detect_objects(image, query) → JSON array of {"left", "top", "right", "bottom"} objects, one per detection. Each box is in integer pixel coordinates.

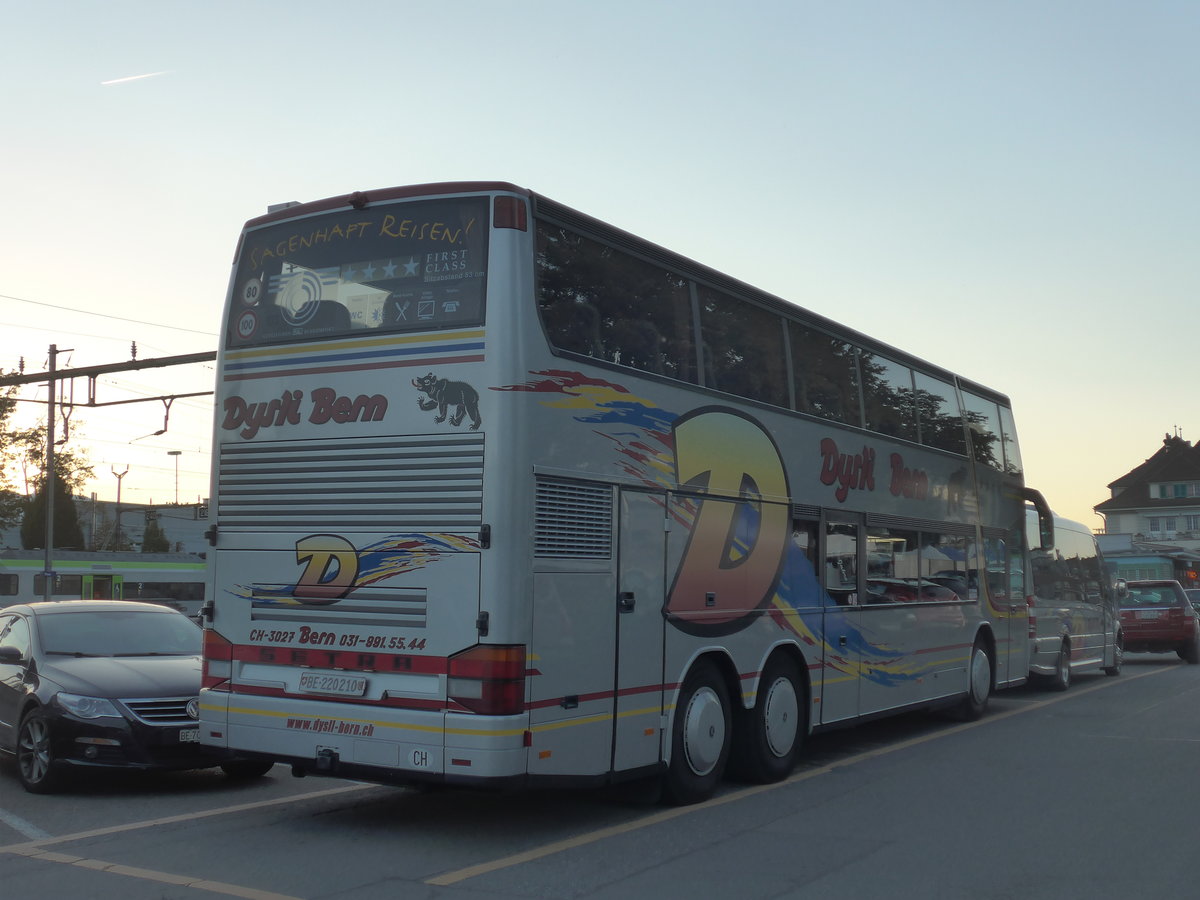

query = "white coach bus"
[{"left": 199, "top": 182, "right": 1049, "bottom": 803}]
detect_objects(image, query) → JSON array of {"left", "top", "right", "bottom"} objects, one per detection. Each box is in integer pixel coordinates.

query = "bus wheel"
[
  {"left": 1049, "top": 642, "right": 1071, "bottom": 692},
  {"left": 663, "top": 660, "right": 731, "bottom": 805},
  {"left": 954, "top": 639, "right": 991, "bottom": 721},
  {"left": 730, "top": 654, "right": 804, "bottom": 783}
]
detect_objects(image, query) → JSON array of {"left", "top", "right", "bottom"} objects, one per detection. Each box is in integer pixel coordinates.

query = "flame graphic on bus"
[
  {"left": 495, "top": 370, "right": 916, "bottom": 684},
  {"left": 228, "top": 533, "right": 479, "bottom": 606}
]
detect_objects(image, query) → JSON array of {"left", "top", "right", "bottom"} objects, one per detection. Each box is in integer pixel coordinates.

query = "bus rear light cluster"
[
  {"left": 493, "top": 196, "right": 528, "bottom": 231},
  {"left": 202, "top": 628, "right": 234, "bottom": 691},
  {"left": 447, "top": 644, "right": 526, "bottom": 715},
  {"left": 1027, "top": 596, "right": 1037, "bottom": 639}
]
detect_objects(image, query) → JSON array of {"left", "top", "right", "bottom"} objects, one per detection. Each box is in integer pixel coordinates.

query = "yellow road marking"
[
  {"left": 0, "top": 782, "right": 379, "bottom": 899},
  {"left": 7, "top": 846, "right": 298, "bottom": 900},
  {"left": 426, "top": 667, "right": 1168, "bottom": 886},
  {"left": 0, "top": 782, "right": 376, "bottom": 855}
]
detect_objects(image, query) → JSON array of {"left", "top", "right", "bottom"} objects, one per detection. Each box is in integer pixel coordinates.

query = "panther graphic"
[{"left": 412, "top": 373, "right": 482, "bottom": 430}]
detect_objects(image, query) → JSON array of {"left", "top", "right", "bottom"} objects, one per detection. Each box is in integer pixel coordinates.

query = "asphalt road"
[{"left": 2, "top": 654, "right": 1197, "bottom": 900}]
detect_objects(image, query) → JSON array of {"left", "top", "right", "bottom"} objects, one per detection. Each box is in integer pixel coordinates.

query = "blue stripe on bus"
[{"left": 224, "top": 341, "right": 485, "bottom": 372}]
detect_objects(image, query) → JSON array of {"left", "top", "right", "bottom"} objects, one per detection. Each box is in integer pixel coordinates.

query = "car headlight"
[{"left": 56, "top": 693, "right": 123, "bottom": 719}]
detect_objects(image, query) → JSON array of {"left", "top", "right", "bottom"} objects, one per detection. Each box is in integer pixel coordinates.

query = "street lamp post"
[
  {"left": 168, "top": 450, "right": 182, "bottom": 505},
  {"left": 112, "top": 466, "right": 128, "bottom": 548}
]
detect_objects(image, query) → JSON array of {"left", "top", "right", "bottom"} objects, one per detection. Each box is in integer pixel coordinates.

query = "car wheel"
[
  {"left": 1103, "top": 635, "right": 1123, "bottom": 676},
  {"left": 220, "top": 759, "right": 275, "bottom": 780},
  {"left": 1048, "top": 642, "right": 1071, "bottom": 692},
  {"left": 663, "top": 659, "right": 731, "bottom": 805},
  {"left": 954, "top": 639, "right": 992, "bottom": 721},
  {"left": 17, "top": 708, "right": 63, "bottom": 794},
  {"left": 729, "top": 653, "right": 804, "bottom": 783},
  {"left": 1181, "top": 635, "right": 1200, "bottom": 665}
]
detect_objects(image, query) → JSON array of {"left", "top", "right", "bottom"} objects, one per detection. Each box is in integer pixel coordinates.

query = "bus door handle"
[{"left": 618, "top": 591, "right": 636, "bottom": 613}]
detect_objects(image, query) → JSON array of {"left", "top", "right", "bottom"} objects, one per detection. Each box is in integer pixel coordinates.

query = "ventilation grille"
[
  {"left": 218, "top": 434, "right": 484, "bottom": 531},
  {"left": 535, "top": 480, "right": 613, "bottom": 558}
]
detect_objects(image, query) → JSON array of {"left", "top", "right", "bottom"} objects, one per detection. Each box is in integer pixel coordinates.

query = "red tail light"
[
  {"left": 447, "top": 644, "right": 526, "bottom": 715},
  {"left": 202, "top": 629, "right": 234, "bottom": 691},
  {"left": 493, "top": 196, "right": 528, "bottom": 231}
]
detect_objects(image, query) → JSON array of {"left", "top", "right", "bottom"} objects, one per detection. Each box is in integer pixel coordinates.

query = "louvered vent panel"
[
  {"left": 218, "top": 434, "right": 484, "bottom": 531},
  {"left": 535, "top": 480, "right": 613, "bottom": 558}
]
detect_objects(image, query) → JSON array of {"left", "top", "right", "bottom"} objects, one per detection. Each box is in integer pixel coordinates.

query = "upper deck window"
[
  {"left": 536, "top": 223, "right": 696, "bottom": 383},
  {"left": 228, "top": 197, "right": 489, "bottom": 348}
]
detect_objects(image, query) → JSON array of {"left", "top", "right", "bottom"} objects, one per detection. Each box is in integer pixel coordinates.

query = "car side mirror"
[{"left": 0, "top": 645, "right": 23, "bottom": 663}]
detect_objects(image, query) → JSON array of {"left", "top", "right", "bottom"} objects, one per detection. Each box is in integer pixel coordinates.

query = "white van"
[{"left": 1026, "top": 509, "right": 1122, "bottom": 689}]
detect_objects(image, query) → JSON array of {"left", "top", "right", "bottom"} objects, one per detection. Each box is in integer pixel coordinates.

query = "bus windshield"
[{"left": 228, "top": 196, "right": 489, "bottom": 348}]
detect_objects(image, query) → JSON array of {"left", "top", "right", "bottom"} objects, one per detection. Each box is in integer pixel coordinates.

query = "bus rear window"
[{"left": 228, "top": 197, "right": 489, "bottom": 348}]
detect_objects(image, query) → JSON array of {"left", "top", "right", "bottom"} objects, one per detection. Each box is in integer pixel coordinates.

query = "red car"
[{"left": 1119, "top": 580, "right": 1200, "bottom": 663}]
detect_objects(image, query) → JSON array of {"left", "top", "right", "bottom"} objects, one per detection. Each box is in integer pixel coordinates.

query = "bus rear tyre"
[
  {"left": 954, "top": 639, "right": 991, "bottom": 721},
  {"left": 729, "top": 653, "right": 804, "bottom": 783},
  {"left": 663, "top": 660, "right": 731, "bottom": 805}
]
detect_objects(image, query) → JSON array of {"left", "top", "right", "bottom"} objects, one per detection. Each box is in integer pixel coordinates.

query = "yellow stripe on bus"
[{"left": 225, "top": 329, "right": 486, "bottom": 361}]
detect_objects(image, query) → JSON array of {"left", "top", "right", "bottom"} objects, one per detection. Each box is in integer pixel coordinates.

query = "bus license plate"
[
  {"left": 299, "top": 672, "right": 368, "bottom": 697},
  {"left": 179, "top": 728, "right": 200, "bottom": 743}
]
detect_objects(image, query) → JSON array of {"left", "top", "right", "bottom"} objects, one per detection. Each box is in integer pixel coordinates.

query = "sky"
[{"left": 1, "top": 1, "right": 1196, "bottom": 530}]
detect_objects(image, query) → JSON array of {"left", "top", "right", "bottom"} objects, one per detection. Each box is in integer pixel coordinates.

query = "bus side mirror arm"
[
  {"left": 1023, "top": 487, "right": 1054, "bottom": 551},
  {"left": 205, "top": 524, "right": 218, "bottom": 547}
]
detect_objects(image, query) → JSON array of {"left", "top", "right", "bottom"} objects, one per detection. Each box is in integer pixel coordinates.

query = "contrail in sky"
[{"left": 100, "top": 71, "right": 170, "bottom": 86}]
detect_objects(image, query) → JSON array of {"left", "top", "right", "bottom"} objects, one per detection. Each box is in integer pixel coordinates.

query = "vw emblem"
[{"left": 187, "top": 698, "right": 200, "bottom": 720}]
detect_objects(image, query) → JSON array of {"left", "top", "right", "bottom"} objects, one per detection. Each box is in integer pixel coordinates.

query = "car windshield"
[
  {"left": 1120, "top": 586, "right": 1183, "bottom": 609},
  {"left": 37, "top": 609, "right": 201, "bottom": 657}
]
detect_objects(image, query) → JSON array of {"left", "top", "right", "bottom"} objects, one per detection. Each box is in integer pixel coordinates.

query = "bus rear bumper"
[{"left": 199, "top": 691, "right": 529, "bottom": 785}]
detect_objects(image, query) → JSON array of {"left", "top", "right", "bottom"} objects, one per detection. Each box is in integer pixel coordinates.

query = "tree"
[
  {"left": 0, "top": 378, "right": 26, "bottom": 528},
  {"left": 0, "top": 392, "right": 96, "bottom": 547},
  {"left": 21, "top": 471, "right": 86, "bottom": 550},
  {"left": 141, "top": 517, "right": 170, "bottom": 553}
]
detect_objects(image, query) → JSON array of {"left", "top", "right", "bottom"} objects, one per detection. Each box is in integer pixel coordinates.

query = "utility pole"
[
  {"left": 41, "top": 345, "right": 58, "bottom": 601},
  {"left": 112, "top": 466, "right": 129, "bottom": 549},
  {"left": 168, "top": 450, "right": 182, "bottom": 504}
]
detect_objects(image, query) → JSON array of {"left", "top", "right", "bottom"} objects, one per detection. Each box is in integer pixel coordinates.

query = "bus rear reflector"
[
  {"left": 447, "top": 644, "right": 526, "bottom": 715},
  {"left": 493, "top": 196, "right": 528, "bottom": 231},
  {"left": 202, "top": 629, "right": 234, "bottom": 690}
]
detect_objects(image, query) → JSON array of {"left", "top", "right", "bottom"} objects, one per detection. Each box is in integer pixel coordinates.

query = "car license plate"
[
  {"left": 1137, "top": 610, "right": 1161, "bottom": 619},
  {"left": 298, "top": 671, "right": 368, "bottom": 697},
  {"left": 179, "top": 728, "right": 200, "bottom": 743}
]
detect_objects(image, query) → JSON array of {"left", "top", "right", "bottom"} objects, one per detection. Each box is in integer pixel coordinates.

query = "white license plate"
[
  {"left": 179, "top": 728, "right": 200, "bottom": 743},
  {"left": 298, "top": 671, "right": 368, "bottom": 697},
  {"left": 1137, "top": 610, "right": 1161, "bottom": 619}
]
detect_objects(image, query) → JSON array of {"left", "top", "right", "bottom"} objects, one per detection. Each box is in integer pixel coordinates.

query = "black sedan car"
[{"left": 0, "top": 600, "right": 272, "bottom": 793}]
